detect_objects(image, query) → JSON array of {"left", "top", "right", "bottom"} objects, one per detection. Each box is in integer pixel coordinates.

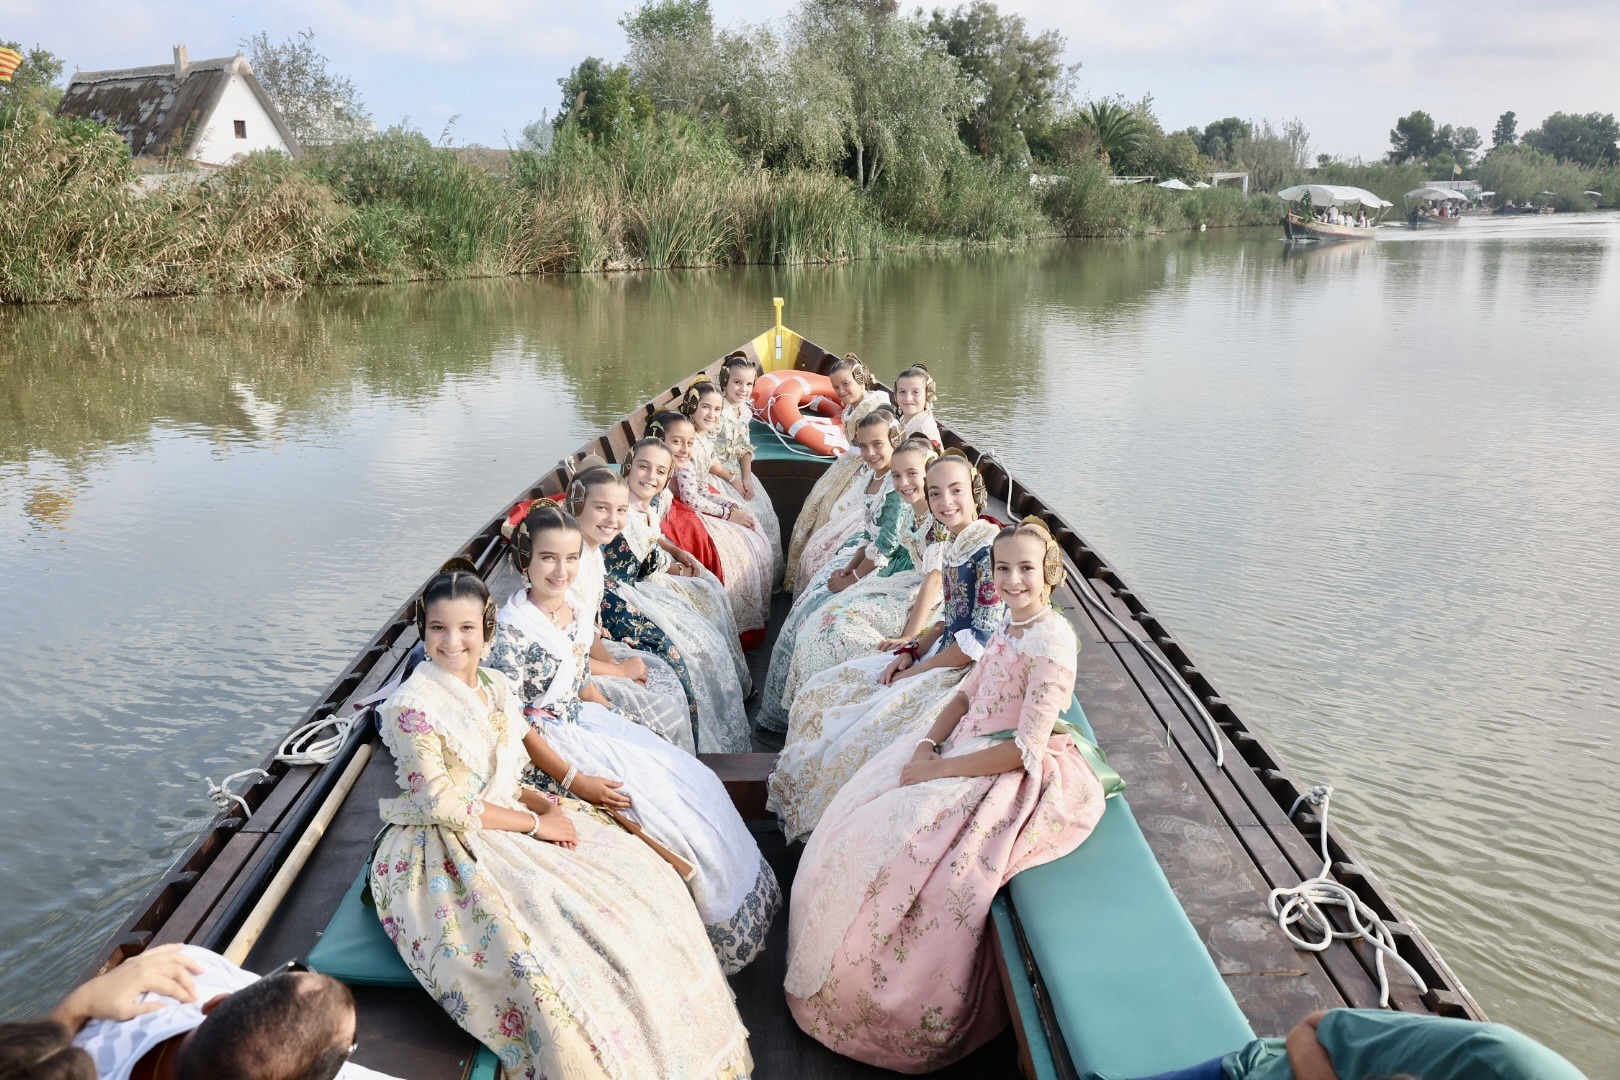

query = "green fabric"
[
  {"left": 1220, "top": 1011, "right": 1590, "bottom": 1080},
  {"left": 1010, "top": 698, "right": 1257, "bottom": 1080},
  {"left": 468, "top": 1047, "right": 501, "bottom": 1079},
  {"left": 748, "top": 419, "right": 839, "bottom": 463},
  {"left": 307, "top": 871, "right": 419, "bottom": 988}
]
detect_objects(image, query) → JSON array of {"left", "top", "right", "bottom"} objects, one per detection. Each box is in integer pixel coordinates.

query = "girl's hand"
[
  {"left": 880, "top": 653, "right": 915, "bottom": 685},
  {"left": 877, "top": 637, "right": 907, "bottom": 652},
  {"left": 570, "top": 774, "right": 632, "bottom": 810},
  {"left": 532, "top": 809, "right": 578, "bottom": 849},
  {"left": 616, "top": 656, "right": 650, "bottom": 685},
  {"left": 672, "top": 549, "right": 701, "bottom": 576},
  {"left": 828, "top": 567, "right": 858, "bottom": 593},
  {"left": 729, "top": 506, "right": 757, "bottom": 530},
  {"left": 899, "top": 757, "right": 942, "bottom": 787},
  {"left": 738, "top": 475, "right": 755, "bottom": 500}
]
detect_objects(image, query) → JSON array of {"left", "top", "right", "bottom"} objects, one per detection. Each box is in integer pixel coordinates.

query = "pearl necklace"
[{"left": 1008, "top": 606, "right": 1050, "bottom": 629}]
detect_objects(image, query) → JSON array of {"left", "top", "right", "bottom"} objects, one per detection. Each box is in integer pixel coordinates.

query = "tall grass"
[{"left": 1039, "top": 159, "right": 1279, "bottom": 237}]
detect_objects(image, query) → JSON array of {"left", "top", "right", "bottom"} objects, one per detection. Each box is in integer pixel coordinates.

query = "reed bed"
[{"left": 3, "top": 108, "right": 1288, "bottom": 306}]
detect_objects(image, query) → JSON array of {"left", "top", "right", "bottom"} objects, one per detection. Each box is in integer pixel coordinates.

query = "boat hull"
[{"left": 1282, "top": 212, "right": 1377, "bottom": 242}]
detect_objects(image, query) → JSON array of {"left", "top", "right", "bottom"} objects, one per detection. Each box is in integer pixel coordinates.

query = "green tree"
[
  {"left": 1078, "top": 99, "right": 1144, "bottom": 168},
  {"left": 1522, "top": 111, "right": 1620, "bottom": 167},
  {"left": 555, "top": 58, "right": 654, "bottom": 143},
  {"left": 0, "top": 41, "right": 65, "bottom": 112},
  {"left": 1387, "top": 110, "right": 1440, "bottom": 163},
  {"left": 795, "top": 3, "right": 972, "bottom": 191},
  {"left": 1452, "top": 126, "right": 1481, "bottom": 168},
  {"left": 925, "top": 2, "right": 1074, "bottom": 163},
  {"left": 241, "top": 29, "right": 370, "bottom": 147},
  {"left": 1195, "top": 116, "right": 1252, "bottom": 163},
  {"left": 1107, "top": 97, "right": 1205, "bottom": 179},
  {"left": 1491, "top": 110, "right": 1517, "bottom": 148},
  {"left": 619, "top": 0, "right": 716, "bottom": 114}
]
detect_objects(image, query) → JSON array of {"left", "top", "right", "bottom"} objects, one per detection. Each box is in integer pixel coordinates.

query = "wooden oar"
[{"left": 223, "top": 744, "right": 375, "bottom": 965}]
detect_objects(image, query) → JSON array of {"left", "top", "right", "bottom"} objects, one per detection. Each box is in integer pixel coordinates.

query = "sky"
[{"left": 8, "top": 0, "right": 1619, "bottom": 160}]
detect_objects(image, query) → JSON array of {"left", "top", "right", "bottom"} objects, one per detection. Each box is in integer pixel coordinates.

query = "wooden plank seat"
[{"left": 995, "top": 697, "right": 1257, "bottom": 1079}]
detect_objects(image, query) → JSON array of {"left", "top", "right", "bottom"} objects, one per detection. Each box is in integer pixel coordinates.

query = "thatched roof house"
[{"left": 57, "top": 47, "right": 301, "bottom": 166}]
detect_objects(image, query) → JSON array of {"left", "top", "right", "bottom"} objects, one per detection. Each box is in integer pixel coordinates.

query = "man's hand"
[{"left": 50, "top": 944, "right": 205, "bottom": 1033}]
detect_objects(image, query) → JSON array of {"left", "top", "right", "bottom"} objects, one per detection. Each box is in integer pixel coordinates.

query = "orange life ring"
[{"left": 752, "top": 371, "right": 849, "bottom": 456}]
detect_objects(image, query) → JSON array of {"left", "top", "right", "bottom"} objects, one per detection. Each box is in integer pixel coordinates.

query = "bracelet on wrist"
[
  {"left": 560, "top": 765, "right": 579, "bottom": 792},
  {"left": 915, "top": 737, "right": 938, "bottom": 753},
  {"left": 525, "top": 808, "right": 543, "bottom": 837}
]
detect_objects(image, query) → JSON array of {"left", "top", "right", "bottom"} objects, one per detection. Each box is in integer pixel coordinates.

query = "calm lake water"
[{"left": 3, "top": 217, "right": 1617, "bottom": 1073}]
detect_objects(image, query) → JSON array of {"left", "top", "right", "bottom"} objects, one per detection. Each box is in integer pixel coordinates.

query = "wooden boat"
[
  {"left": 1403, "top": 186, "right": 1468, "bottom": 229},
  {"left": 1277, "top": 185, "right": 1390, "bottom": 244},
  {"left": 80, "top": 311, "right": 1485, "bottom": 1079},
  {"left": 1282, "top": 212, "right": 1379, "bottom": 241}
]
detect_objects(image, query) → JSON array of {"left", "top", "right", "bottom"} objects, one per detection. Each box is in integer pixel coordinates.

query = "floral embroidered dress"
[
  {"left": 784, "top": 614, "right": 1106, "bottom": 1071},
  {"left": 902, "top": 407, "right": 942, "bottom": 448},
  {"left": 714, "top": 401, "right": 784, "bottom": 585},
  {"left": 784, "top": 389, "right": 892, "bottom": 591},
  {"left": 757, "top": 476, "right": 909, "bottom": 733},
  {"left": 767, "top": 519, "right": 1005, "bottom": 843},
  {"left": 570, "top": 544, "right": 694, "bottom": 753},
  {"left": 669, "top": 435, "right": 774, "bottom": 641},
  {"left": 367, "top": 660, "right": 752, "bottom": 1080},
  {"left": 488, "top": 592, "right": 779, "bottom": 972},
  {"left": 793, "top": 465, "right": 887, "bottom": 596},
  {"left": 600, "top": 496, "right": 751, "bottom": 753}
]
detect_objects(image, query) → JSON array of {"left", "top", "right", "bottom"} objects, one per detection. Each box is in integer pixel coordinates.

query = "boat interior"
[{"left": 80, "top": 332, "right": 1484, "bottom": 1079}]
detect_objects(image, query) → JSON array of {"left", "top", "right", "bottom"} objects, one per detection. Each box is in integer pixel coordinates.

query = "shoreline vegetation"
[{"left": 4, "top": 1, "right": 1617, "bottom": 306}]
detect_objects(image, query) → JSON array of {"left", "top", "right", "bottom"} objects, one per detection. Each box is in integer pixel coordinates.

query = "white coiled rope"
[
  {"left": 979, "top": 448, "right": 1225, "bottom": 767},
  {"left": 204, "top": 712, "right": 356, "bottom": 818},
  {"left": 1268, "top": 784, "right": 1429, "bottom": 1006}
]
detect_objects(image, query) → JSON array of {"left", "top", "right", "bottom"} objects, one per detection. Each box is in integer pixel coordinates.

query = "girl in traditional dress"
[
  {"left": 712, "top": 354, "right": 784, "bottom": 585},
  {"left": 784, "top": 354, "right": 892, "bottom": 591},
  {"left": 595, "top": 446, "right": 753, "bottom": 753},
  {"left": 489, "top": 505, "right": 780, "bottom": 972},
  {"left": 792, "top": 408, "right": 903, "bottom": 593},
  {"left": 368, "top": 561, "right": 753, "bottom": 1080},
  {"left": 768, "top": 451, "right": 1005, "bottom": 842},
  {"left": 560, "top": 464, "right": 695, "bottom": 753},
  {"left": 657, "top": 406, "right": 774, "bottom": 650},
  {"left": 892, "top": 364, "right": 943, "bottom": 448},
  {"left": 756, "top": 436, "right": 941, "bottom": 734},
  {"left": 784, "top": 520, "right": 1107, "bottom": 1071}
]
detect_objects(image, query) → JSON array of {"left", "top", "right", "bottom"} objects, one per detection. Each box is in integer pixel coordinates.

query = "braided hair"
[
  {"left": 415, "top": 556, "right": 496, "bottom": 643},
  {"left": 892, "top": 434, "right": 940, "bottom": 468},
  {"left": 566, "top": 464, "right": 627, "bottom": 515},
  {"left": 720, "top": 352, "right": 759, "bottom": 395},
  {"left": 677, "top": 376, "right": 723, "bottom": 419},
  {"left": 895, "top": 363, "right": 937, "bottom": 407},
  {"left": 928, "top": 447, "right": 989, "bottom": 514},
  {"left": 994, "top": 516, "right": 1066, "bottom": 599},
  {"left": 855, "top": 405, "right": 905, "bottom": 448},
  {"left": 828, "top": 352, "right": 872, "bottom": 388}
]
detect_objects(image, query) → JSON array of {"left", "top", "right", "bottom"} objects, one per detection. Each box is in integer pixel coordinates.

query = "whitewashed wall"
[{"left": 191, "top": 73, "right": 290, "bottom": 165}]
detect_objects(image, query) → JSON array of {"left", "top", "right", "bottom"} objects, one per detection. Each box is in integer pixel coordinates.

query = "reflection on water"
[{"left": 2, "top": 218, "right": 1618, "bottom": 1073}]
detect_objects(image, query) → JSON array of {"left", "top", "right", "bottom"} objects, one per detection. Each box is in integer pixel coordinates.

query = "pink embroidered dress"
[{"left": 783, "top": 613, "right": 1106, "bottom": 1073}]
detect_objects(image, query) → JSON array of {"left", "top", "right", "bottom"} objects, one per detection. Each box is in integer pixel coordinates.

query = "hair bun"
[{"left": 439, "top": 556, "right": 480, "bottom": 577}]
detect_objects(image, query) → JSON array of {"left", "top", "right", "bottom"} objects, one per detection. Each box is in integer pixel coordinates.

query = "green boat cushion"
[
  {"left": 748, "top": 419, "right": 839, "bottom": 464},
  {"left": 309, "top": 873, "right": 502, "bottom": 1077},
  {"left": 1002, "top": 698, "right": 1256, "bottom": 1079},
  {"left": 307, "top": 872, "right": 418, "bottom": 988}
]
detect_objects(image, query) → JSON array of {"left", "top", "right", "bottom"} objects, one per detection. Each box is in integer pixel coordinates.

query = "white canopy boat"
[
  {"left": 1277, "top": 184, "right": 1391, "bottom": 242},
  {"left": 1403, "top": 186, "right": 1468, "bottom": 228}
]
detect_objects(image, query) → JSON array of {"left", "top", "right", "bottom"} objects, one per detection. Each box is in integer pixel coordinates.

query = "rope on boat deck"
[
  {"left": 202, "top": 714, "right": 356, "bottom": 817},
  {"left": 1269, "top": 785, "right": 1429, "bottom": 1007},
  {"left": 977, "top": 448, "right": 1226, "bottom": 767}
]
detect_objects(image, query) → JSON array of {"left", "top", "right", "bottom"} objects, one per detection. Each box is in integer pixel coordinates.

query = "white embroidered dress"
[
  {"left": 784, "top": 389, "right": 892, "bottom": 591},
  {"left": 367, "top": 660, "right": 752, "bottom": 1079},
  {"left": 570, "top": 544, "right": 694, "bottom": 753},
  {"left": 714, "top": 400, "right": 784, "bottom": 585},
  {"left": 489, "top": 593, "right": 780, "bottom": 972}
]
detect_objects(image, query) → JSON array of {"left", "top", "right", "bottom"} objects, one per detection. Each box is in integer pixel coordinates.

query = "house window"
[{"left": 234, "top": 120, "right": 247, "bottom": 139}]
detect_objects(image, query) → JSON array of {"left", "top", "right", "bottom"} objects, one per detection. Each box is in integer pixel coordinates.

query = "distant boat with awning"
[
  {"left": 1276, "top": 184, "right": 1391, "bottom": 242},
  {"left": 1404, "top": 186, "right": 1468, "bottom": 228}
]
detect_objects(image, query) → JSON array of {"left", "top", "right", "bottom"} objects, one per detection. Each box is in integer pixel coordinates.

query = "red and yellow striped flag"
[{"left": 0, "top": 46, "right": 25, "bottom": 83}]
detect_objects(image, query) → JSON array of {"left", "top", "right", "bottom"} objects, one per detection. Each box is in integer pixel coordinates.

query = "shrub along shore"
[{"left": 0, "top": 110, "right": 1282, "bottom": 306}]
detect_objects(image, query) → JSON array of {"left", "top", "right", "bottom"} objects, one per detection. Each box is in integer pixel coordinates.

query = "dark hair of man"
[
  {"left": 0, "top": 1020, "right": 96, "bottom": 1080},
  {"left": 176, "top": 973, "right": 355, "bottom": 1080}
]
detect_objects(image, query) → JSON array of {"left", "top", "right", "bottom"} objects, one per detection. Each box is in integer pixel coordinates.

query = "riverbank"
[{"left": 0, "top": 110, "right": 1280, "bottom": 305}]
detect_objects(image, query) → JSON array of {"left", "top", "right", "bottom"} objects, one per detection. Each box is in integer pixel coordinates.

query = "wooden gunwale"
[{"left": 88, "top": 334, "right": 1482, "bottom": 1076}]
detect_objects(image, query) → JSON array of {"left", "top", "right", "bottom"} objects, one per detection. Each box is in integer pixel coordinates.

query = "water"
[{"left": 2, "top": 217, "right": 1617, "bottom": 1072}]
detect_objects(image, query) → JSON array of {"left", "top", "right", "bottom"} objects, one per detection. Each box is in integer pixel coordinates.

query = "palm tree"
[{"left": 1081, "top": 101, "right": 1145, "bottom": 169}]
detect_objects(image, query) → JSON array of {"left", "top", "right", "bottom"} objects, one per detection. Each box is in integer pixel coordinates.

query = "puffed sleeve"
[
  {"left": 671, "top": 461, "right": 736, "bottom": 518},
  {"left": 377, "top": 699, "right": 484, "bottom": 830},
  {"left": 953, "top": 549, "right": 1006, "bottom": 661},
  {"left": 1014, "top": 650, "right": 1077, "bottom": 777},
  {"left": 868, "top": 490, "right": 907, "bottom": 569}
]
